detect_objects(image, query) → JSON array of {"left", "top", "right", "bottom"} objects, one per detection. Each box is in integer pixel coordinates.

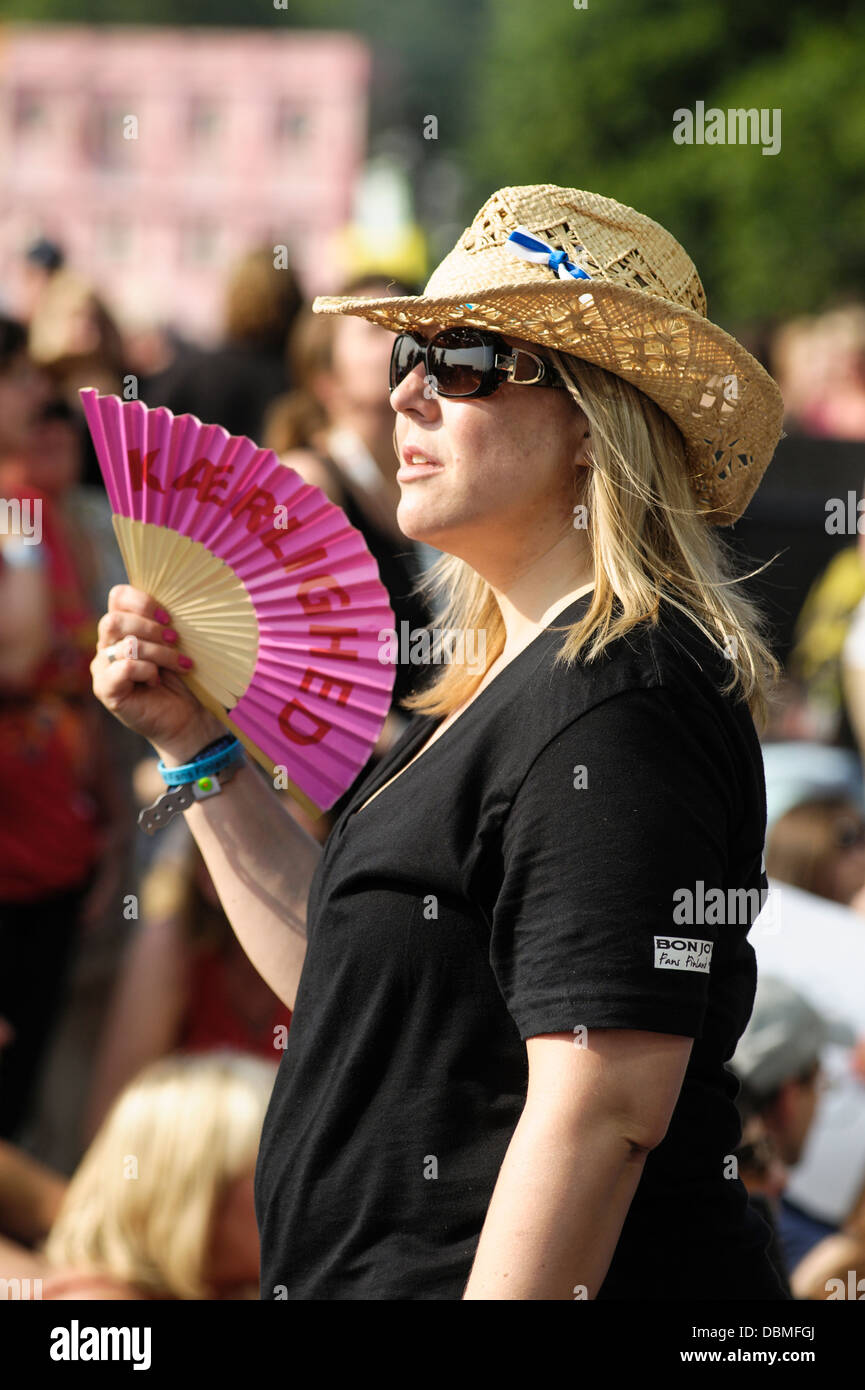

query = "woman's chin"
[{"left": 395, "top": 503, "right": 449, "bottom": 548}]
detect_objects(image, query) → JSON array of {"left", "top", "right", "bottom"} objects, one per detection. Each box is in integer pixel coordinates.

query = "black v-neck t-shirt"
[{"left": 254, "top": 591, "right": 789, "bottom": 1300}]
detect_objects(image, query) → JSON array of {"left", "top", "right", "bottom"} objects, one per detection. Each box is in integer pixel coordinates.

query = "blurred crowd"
[
  {"left": 771, "top": 305, "right": 865, "bottom": 443},
  {"left": 1, "top": 237, "right": 865, "bottom": 1300}
]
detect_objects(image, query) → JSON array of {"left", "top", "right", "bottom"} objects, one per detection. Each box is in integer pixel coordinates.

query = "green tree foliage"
[
  {"left": 465, "top": 0, "right": 865, "bottom": 321},
  {"left": 1, "top": 0, "right": 859, "bottom": 319}
]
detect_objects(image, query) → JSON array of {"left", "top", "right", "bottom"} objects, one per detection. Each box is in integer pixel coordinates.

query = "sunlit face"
[
  {"left": 389, "top": 323, "right": 589, "bottom": 575},
  {"left": 328, "top": 288, "right": 400, "bottom": 412}
]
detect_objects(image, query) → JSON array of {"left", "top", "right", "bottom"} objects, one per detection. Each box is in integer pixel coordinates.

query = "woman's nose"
[{"left": 390, "top": 362, "right": 440, "bottom": 415}]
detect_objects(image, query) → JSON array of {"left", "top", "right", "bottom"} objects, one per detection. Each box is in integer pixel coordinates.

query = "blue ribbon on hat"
[{"left": 505, "top": 225, "right": 592, "bottom": 282}]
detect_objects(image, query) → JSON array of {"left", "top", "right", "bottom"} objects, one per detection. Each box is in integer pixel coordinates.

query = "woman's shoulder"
[
  {"left": 525, "top": 596, "right": 662, "bottom": 719},
  {"left": 539, "top": 594, "right": 739, "bottom": 701},
  {"left": 516, "top": 594, "right": 756, "bottom": 769}
]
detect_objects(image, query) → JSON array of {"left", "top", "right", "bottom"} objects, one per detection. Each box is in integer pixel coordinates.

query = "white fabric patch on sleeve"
[{"left": 654, "top": 936, "right": 713, "bottom": 973}]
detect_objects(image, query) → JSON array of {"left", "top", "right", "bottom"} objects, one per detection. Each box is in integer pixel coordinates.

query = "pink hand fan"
[{"left": 80, "top": 388, "right": 396, "bottom": 817}]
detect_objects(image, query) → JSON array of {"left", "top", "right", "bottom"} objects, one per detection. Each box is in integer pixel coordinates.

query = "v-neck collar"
[{"left": 334, "top": 586, "right": 596, "bottom": 833}]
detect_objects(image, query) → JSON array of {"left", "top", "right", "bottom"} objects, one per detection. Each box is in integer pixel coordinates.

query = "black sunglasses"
[{"left": 389, "top": 326, "right": 567, "bottom": 399}]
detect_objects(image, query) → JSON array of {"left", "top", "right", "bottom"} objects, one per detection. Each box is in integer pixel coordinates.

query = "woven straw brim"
[{"left": 312, "top": 280, "right": 784, "bottom": 527}]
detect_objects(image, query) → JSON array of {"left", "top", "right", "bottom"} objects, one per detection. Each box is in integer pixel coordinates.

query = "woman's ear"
[
  {"left": 569, "top": 398, "right": 590, "bottom": 441},
  {"left": 574, "top": 414, "right": 592, "bottom": 462}
]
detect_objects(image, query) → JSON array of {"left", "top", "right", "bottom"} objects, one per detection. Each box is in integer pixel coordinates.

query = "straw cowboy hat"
[{"left": 312, "top": 184, "right": 784, "bottom": 527}]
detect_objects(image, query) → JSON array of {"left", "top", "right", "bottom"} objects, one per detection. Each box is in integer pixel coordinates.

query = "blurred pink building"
[{"left": 0, "top": 24, "right": 370, "bottom": 341}]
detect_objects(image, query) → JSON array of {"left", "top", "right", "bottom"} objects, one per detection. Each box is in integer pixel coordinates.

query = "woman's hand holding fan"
[{"left": 91, "top": 583, "right": 226, "bottom": 764}]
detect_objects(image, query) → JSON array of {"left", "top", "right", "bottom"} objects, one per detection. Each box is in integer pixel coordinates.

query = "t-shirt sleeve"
[{"left": 489, "top": 684, "right": 735, "bottom": 1042}]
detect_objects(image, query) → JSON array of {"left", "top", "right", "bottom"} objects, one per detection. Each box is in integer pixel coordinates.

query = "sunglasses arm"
[{"left": 493, "top": 348, "right": 564, "bottom": 387}]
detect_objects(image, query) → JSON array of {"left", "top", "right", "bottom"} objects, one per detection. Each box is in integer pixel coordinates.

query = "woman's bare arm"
[
  {"left": 0, "top": 1141, "right": 67, "bottom": 1246},
  {"left": 92, "top": 585, "right": 323, "bottom": 1013},
  {"left": 152, "top": 733, "right": 322, "bottom": 1012},
  {"left": 84, "top": 911, "right": 189, "bottom": 1141},
  {"left": 463, "top": 1028, "right": 693, "bottom": 1299}
]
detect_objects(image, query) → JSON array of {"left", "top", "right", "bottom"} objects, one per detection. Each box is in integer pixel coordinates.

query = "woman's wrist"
[{"left": 154, "top": 718, "right": 227, "bottom": 769}]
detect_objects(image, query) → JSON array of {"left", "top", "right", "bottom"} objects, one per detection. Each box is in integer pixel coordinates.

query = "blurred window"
[
  {"left": 85, "top": 100, "right": 133, "bottom": 170},
  {"left": 13, "top": 89, "right": 48, "bottom": 135},
  {"left": 179, "top": 221, "right": 220, "bottom": 265},
  {"left": 188, "top": 97, "right": 221, "bottom": 151},
  {"left": 275, "top": 101, "right": 309, "bottom": 144},
  {"left": 100, "top": 219, "right": 133, "bottom": 261}
]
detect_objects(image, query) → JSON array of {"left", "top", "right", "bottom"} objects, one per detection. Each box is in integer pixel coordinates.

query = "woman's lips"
[{"left": 397, "top": 455, "right": 445, "bottom": 482}]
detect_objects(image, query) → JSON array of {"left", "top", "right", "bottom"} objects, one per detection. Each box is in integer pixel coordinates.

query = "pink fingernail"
[
  {"left": 162, "top": 629, "right": 177, "bottom": 643},
  {"left": 178, "top": 655, "right": 194, "bottom": 669},
  {"left": 154, "top": 607, "right": 170, "bottom": 624}
]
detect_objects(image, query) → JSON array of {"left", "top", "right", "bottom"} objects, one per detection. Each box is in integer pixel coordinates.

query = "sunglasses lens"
[
  {"left": 389, "top": 334, "right": 425, "bottom": 390},
  {"left": 389, "top": 328, "right": 500, "bottom": 397},
  {"left": 427, "top": 329, "right": 494, "bottom": 397}
]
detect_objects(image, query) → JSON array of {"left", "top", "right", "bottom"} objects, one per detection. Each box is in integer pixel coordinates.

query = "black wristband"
[{"left": 192, "top": 732, "right": 237, "bottom": 762}]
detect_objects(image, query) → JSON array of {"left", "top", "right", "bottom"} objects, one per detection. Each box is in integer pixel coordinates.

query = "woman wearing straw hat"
[{"left": 91, "top": 185, "right": 789, "bottom": 1300}]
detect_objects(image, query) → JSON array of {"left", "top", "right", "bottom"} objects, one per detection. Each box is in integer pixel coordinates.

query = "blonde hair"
[
  {"left": 224, "top": 247, "right": 302, "bottom": 352},
  {"left": 262, "top": 304, "right": 334, "bottom": 454},
  {"left": 42, "top": 1051, "right": 277, "bottom": 1299},
  {"left": 401, "top": 352, "right": 781, "bottom": 731}
]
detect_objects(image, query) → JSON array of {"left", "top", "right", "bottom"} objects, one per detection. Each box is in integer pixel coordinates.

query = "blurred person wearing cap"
[
  {"left": 730, "top": 975, "right": 857, "bottom": 1290},
  {"left": 762, "top": 741, "right": 865, "bottom": 908}
]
